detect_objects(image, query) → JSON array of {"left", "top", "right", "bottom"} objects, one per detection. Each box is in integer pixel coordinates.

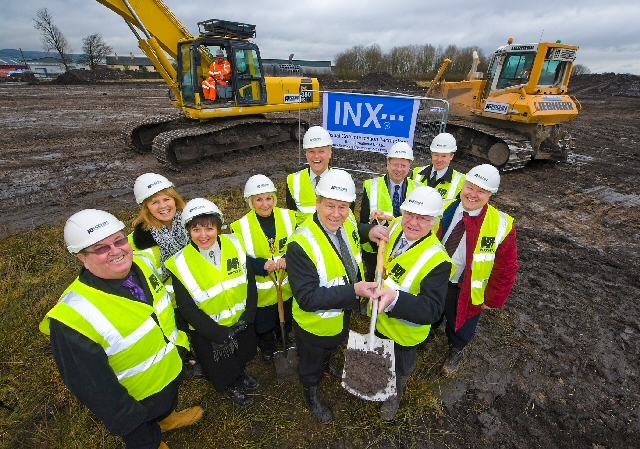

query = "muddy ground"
[{"left": 0, "top": 73, "right": 639, "bottom": 447}]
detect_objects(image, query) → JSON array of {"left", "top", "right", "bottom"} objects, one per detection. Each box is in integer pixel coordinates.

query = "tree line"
[
  {"left": 334, "top": 43, "right": 488, "bottom": 80},
  {"left": 334, "top": 43, "right": 591, "bottom": 79},
  {"left": 33, "top": 8, "right": 112, "bottom": 72}
]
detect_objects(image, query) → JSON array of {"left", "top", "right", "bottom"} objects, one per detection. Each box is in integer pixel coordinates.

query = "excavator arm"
[{"left": 96, "top": 0, "right": 194, "bottom": 102}]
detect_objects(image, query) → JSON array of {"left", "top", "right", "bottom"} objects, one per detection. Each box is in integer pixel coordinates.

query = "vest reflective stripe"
[
  {"left": 469, "top": 207, "right": 514, "bottom": 305},
  {"left": 289, "top": 218, "right": 364, "bottom": 336},
  {"left": 128, "top": 233, "right": 162, "bottom": 272},
  {"left": 40, "top": 259, "right": 185, "bottom": 401},
  {"left": 116, "top": 341, "right": 175, "bottom": 381},
  {"left": 165, "top": 236, "right": 248, "bottom": 327},
  {"left": 376, "top": 220, "right": 453, "bottom": 346},
  {"left": 445, "top": 172, "right": 465, "bottom": 200},
  {"left": 289, "top": 170, "right": 316, "bottom": 213},
  {"left": 231, "top": 208, "right": 295, "bottom": 307}
]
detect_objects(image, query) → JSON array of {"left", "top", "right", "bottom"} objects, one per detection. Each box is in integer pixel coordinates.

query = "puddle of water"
[
  {"left": 566, "top": 152, "right": 594, "bottom": 165},
  {"left": 584, "top": 186, "right": 640, "bottom": 206}
]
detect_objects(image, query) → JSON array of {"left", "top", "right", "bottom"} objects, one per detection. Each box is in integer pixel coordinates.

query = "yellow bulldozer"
[
  {"left": 427, "top": 38, "right": 580, "bottom": 170},
  {"left": 96, "top": 0, "right": 320, "bottom": 169}
]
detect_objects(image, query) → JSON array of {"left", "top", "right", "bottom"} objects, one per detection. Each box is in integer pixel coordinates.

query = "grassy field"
[{"left": 0, "top": 182, "right": 457, "bottom": 449}]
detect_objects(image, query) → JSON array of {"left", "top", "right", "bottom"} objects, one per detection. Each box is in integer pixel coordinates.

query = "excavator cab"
[
  {"left": 482, "top": 42, "right": 577, "bottom": 99},
  {"left": 177, "top": 19, "right": 268, "bottom": 108}
]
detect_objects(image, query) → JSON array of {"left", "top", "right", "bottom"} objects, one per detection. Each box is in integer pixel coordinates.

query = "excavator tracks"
[
  {"left": 152, "top": 116, "right": 308, "bottom": 170},
  {"left": 445, "top": 119, "right": 570, "bottom": 171},
  {"left": 122, "top": 112, "right": 188, "bottom": 153}
]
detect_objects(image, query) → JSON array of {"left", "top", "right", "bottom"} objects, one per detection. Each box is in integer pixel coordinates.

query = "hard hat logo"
[
  {"left": 472, "top": 174, "right": 490, "bottom": 182},
  {"left": 407, "top": 199, "right": 423, "bottom": 206},
  {"left": 331, "top": 185, "right": 348, "bottom": 192},
  {"left": 257, "top": 183, "right": 270, "bottom": 189},
  {"left": 147, "top": 180, "right": 163, "bottom": 189},
  {"left": 87, "top": 221, "right": 109, "bottom": 234},
  {"left": 189, "top": 205, "right": 205, "bottom": 213}
]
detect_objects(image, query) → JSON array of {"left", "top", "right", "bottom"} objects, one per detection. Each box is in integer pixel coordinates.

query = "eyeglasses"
[
  {"left": 403, "top": 211, "right": 434, "bottom": 224},
  {"left": 84, "top": 237, "right": 129, "bottom": 255},
  {"left": 388, "top": 162, "right": 410, "bottom": 170}
]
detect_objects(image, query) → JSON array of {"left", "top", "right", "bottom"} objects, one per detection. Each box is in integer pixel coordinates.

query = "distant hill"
[{"left": 0, "top": 49, "right": 84, "bottom": 62}]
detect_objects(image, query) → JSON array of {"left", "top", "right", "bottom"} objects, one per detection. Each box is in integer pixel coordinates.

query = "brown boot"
[
  {"left": 158, "top": 406, "right": 204, "bottom": 433},
  {"left": 158, "top": 442, "right": 170, "bottom": 449}
]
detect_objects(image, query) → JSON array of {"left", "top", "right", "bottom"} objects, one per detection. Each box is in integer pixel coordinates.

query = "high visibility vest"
[
  {"left": 362, "top": 176, "right": 418, "bottom": 253},
  {"left": 128, "top": 233, "right": 161, "bottom": 272},
  {"left": 40, "top": 255, "right": 188, "bottom": 401},
  {"left": 412, "top": 166, "right": 465, "bottom": 200},
  {"left": 165, "top": 236, "right": 248, "bottom": 328},
  {"left": 127, "top": 233, "right": 176, "bottom": 298},
  {"left": 288, "top": 216, "right": 363, "bottom": 337},
  {"left": 466, "top": 205, "right": 514, "bottom": 306},
  {"left": 287, "top": 168, "right": 320, "bottom": 225},
  {"left": 376, "top": 219, "right": 454, "bottom": 346},
  {"left": 230, "top": 208, "right": 296, "bottom": 307}
]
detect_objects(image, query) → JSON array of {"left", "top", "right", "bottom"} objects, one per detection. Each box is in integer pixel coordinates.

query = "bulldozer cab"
[
  {"left": 482, "top": 42, "right": 577, "bottom": 99},
  {"left": 177, "top": 20, "right": 268, "bottom": 107}
]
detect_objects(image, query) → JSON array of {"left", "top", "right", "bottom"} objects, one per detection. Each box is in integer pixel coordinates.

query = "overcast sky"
[{"left": 1, "top": 0, "right": 639, "bottom": 74}]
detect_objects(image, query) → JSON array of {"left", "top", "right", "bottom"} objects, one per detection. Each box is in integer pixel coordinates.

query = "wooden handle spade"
[{"left": 368, "top": 237, "right": 387, "bottom": 350}]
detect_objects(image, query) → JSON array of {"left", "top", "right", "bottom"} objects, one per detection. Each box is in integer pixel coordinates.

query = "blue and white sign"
[{"left": 322, "top": 92, "right": 420, "bottom": 154}]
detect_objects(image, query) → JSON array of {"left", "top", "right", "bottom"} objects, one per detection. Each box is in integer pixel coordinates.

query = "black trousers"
[
  {"left": 255, "top": 298, "right": 293, "bottom": 351},
  {"left": 123, "top": 378, "right": 180, "bottom": 449},
  {"left": 190, "top": 324, "right": 257, "bottom": 392},
  {"left": 294, "top": 322, "right": 341, "bottom": 387},
  {"left": 441, "top": 283, "right": 481, "bottom": 350}
]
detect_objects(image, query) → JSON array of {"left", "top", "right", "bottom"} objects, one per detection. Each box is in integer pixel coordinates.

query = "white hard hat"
[
  {"left": 134, "top": 173, "right": 174, "bottom": 204},
  {"left": 430, "top": 132, "right": 457, "bottom": 153},
  {"left": 466, "top": 164, "right": 500, "bottom": 193},
  {"left": 387, "top": 141, "right": 414, "bottom": 161},
  {"left": 216, "top": 49, "right": 224, "bottom": 56},
  {"left": 182, "top": 198, "right": 224, "bottom": 226},
  {"left": 64, "top": 209, "right": 126, "bottom": 254},
  {"left": 244, "top": 174, "right": 276, "bottom": 198},
  {"left": 400, "top": 186, "right": 444, "bottom": 216},
  {"left": 315, "top": 169, "right": 356, "bottom": 203},
  {"left": 303, "top": 126, "right": 333, "bottom": 150}
]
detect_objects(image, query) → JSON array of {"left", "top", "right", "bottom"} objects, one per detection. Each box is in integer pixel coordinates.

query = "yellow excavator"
[
  {"left": 427, "top": 38, "right": 580, "bottom": 170},
  {"left": 96, "top": 0, "right": 320, "bottom": 168}
]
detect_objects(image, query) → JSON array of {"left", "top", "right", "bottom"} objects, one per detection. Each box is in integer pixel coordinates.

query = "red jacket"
[{"left": 439, "top": 203, "right": 519, "bottom": 331}]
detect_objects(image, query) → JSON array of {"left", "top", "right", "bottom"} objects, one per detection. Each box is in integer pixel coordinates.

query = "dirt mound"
[
  {"left": 315, "top": 72, "right": 422, "bottom": 94},
  {"left": 51, "top": 68, "right": 161, "bottom": 84},
  {"left": 570, "top": 73, "right": 640, "bottom": 97}
]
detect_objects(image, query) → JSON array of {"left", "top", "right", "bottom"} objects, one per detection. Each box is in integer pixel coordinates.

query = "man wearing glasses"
[
  {"left": 370, "top": 186, "right": 453, "bottom": 420},
  {"left": 40, "top": 209, "right": 203, "bottom": 449}
]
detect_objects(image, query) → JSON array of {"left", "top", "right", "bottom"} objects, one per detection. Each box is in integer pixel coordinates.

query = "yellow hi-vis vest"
[
  {"left": 362, "top": 176, "right": 419, "bottom": 253},
  {"left": 230, "top": 208, "right": 295, "bottom": 307},
  {"left": 40, "top": 255, "right": 188, "bottom": 401},
  {"left": 412, "top": 166, "right": 465, "bottom": 201},
  {"left": 467, "top": 204, "right": 514, "bottom": 306},
  {"left": 127, "top": 234, "right": 177, "bottom": 300},
  {"left": 287, "top": 168, "right": 319, "bottom": 225},
  {"left": 288, "top": 215, "right": 364, "bottom": 337},
  {"left": 164, "top": 235, "right": 248, "bottom": 328},
  {"left": 376, "top": 219, "right": 454, "bottom": 346}
]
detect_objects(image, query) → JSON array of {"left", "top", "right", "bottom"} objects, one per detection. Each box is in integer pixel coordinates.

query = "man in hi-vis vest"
[
  {"left": 40, "top": 209, "right": 203, "bottom": 449},
  {"left": 411, "top": 132, "right": 465, "bottom": 201},
  {"left": 360, "top": 141, "right": 420, "bottom": 282},
  {"left": 286, "top": 126, "right": 335, "bottom": 226},
  {"left": 286, "top": 169, "right": 388, "bottom": 423},
  {"left": 371, "top": 186, "right": 453, "bottom": 420},
  {"left": 436, "top": 164, "right": 519, "bottom": 377}
]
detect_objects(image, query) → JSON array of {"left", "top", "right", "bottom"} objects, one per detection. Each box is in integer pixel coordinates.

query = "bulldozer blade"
[{"left": 274, "top": 347, "right": 298, "bottom": 383}]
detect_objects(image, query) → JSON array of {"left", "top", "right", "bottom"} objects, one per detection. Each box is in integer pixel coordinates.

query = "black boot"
[
  {"left": 302, "top": 386, "right": 333, "bottom": 423},
  {"left": 380, "top": 375, "right": 410, "bottom": 421}
]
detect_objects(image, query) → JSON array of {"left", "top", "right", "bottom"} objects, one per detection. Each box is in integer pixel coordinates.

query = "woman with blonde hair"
[
  {"left": 129, "top": 172, "right": 202, "bottom": 378},
  {"left": 230, "top": 175, "right": 296, "bottom": 362}
]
